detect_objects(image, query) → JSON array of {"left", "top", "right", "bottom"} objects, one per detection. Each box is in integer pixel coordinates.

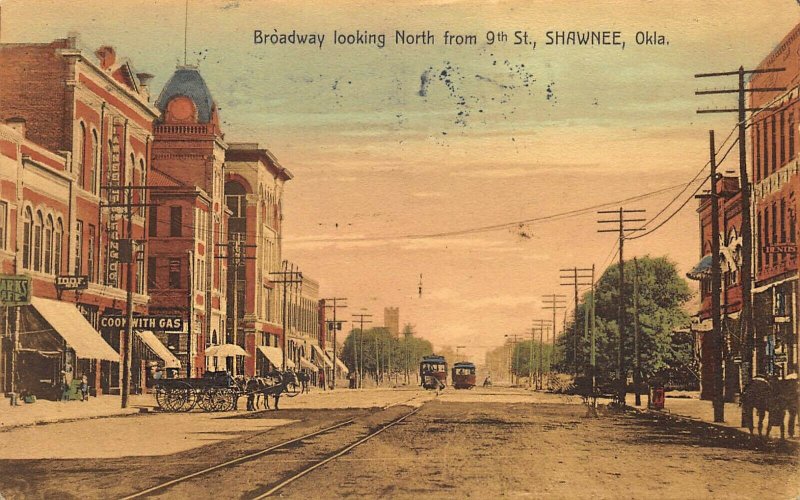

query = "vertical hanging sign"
[{"left": 106, "top": 124, "right": 122, "bottom": 287}]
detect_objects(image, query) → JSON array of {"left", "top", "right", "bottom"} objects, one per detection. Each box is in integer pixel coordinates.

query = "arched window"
[
  {"left": 54, "top": 218, "right": 63, "bottom": 275},
  {"left": 107, "top": 140, "right": 114, "bottom": 193},
  {"left": 44, "top": 215, "right": 53, "bottom": 274},
  {"left": 128, "top": 153, "right": 135, "bottom": 187},
  {"left": 77, "top": 122, "right": 86, "bottom": 182},
  {"left": 22, "top": 207, "right": 32, "bottom": 269},
  {"left": 33, "top": 210, "right": 43, "bottom": 272},
  {"left": 139, "top": 158, "right": 146, "bottom": 216},
  {"left": 90, "top": 129, "right": 99, "bottom": 194}
]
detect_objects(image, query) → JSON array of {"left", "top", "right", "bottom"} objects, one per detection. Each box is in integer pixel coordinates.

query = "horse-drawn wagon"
[{"left": 154, "top": 371, "right": 240, "bottom": 412}]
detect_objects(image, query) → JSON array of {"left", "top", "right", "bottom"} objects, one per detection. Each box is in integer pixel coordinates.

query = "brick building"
[
  {"left": 149, "top": 66, "right": 229, "bottom": 377},
  {"left": 0, "top": 38, "right": 164, "bottom": 397},
  {"left": 223, "top": 143, "right": 292, "bottom": 376},
  {"left": 750, "top": 23, "right": 800, "bottom": 377},
  {"left": 688, "top": 175, "right": 743, "bottom": 400}
]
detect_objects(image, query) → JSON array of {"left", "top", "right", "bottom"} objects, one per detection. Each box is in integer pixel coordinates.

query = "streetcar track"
[
  {"left": 251, "top": 405, "right": 422, "bottom": 498},
  {"left": 119, "top": 393, "right": 429, "bottom": 499},
  {"left": 118, "top": 418, "right": 357, "bottom": 500}
]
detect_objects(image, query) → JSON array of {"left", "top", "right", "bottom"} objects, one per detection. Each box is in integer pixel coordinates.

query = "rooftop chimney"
[
  {"left": 136, "top": 72, "right": 154, "bottom": 102},
  {"left": 95, "top": 45, "right": 116, "bottom": 70}
]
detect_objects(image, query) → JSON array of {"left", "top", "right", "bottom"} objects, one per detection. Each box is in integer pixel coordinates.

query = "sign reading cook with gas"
[{"left": 100, "top": 315, "right": 184, "bottom": 331}]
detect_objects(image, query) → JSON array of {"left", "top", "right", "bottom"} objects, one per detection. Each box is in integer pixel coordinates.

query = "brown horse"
[
  {"left": 741, "top": 376, "right": 799, "bottom": 439},
  {"left": 770, "top": 377, "right": 798, "bottom": 439},
  {"left": 741, "top": 376, "right": 772, "bottom": 437}
]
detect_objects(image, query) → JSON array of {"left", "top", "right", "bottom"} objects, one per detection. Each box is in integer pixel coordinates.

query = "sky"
[{"left": 2, "top": 0, "right": 799, "bottom": 362}]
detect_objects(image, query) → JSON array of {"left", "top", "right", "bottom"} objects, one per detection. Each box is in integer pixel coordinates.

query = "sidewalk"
[
  {"left": 623, "top": 391, "right": 793, "bottom": 438},
  {"left": 0, "top": 393, "right": 156, "bottom": 431},
  {"left": 0, "top": 388, "right": 428, "bottom": 431}
]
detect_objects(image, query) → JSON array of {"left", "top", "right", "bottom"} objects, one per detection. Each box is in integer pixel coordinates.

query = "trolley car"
[
  {"left": 451, "top": 361, "right": 476, "bottom": 389},
  {"left": 420, "top": 355, "right": 447, "bottom": 390}
]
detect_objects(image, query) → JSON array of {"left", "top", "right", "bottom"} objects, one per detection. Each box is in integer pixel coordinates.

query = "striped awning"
[{"left": 686, "top": 254, "right": 712, "bottom": 280}]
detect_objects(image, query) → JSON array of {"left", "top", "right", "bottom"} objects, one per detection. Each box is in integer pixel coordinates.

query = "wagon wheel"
[
  {"left": 218, "top": 388, "right": 237, "bottom": 411},
  {"left": 154, "top": 384, "right": 171, "bottom": 411},
  {"left": 180, "top": 387, "right": 199, "bottom": 412},
  {"left": 170, "top": 382, "right": 194, "bottom": 412},
  {"left": 211, "top": 388, "right": 233, "bottom": 411},
  {"left": 156, "top": 384, "right": 189, "bottom": 412},
  {"left": 197, "top": 388, "right": 218, "bottom": 412}
]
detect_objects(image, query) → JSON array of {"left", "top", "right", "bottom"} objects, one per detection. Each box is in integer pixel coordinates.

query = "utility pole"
[
  {"left": 531, "top": 319, "right": 553, "bottom": 389},
  {"left": 598, "top": 207, "right": 646, "bottom": 406},
  {"left": 560, "top": 267, "right": 593, "bottom": 375},
  {"left": 100, "top": 181, "right": 155, "bottom": 408},
  {"left": 100, "top": 176, "right": 154, "bottom": 408},
  {"left": 218, "top": 233, "right": 255, "bottom": 373},
  {"left": 695, "top": 66, "right": 785, "bottom": 382},
  {"left": 352, "top": 313, "right": 373, "bottom": 388},
  {"left": 590, "top": 264, "right": 597, "bottom": 401},
  {"left": 633, "top": 257, "right": 642, "bottom": 407},
  {"left": 505, "top": 334, "right": 523, "bottom": 385},
  {"left": 695, "top": 131, "right": 725, "bottom": 422},
  {"left": 542, "top": 294, "right": 566, "bottom": 386},
  {"left": 323, "top": 297, "right": 347, "bottom": 389},
  {"left": 269, "top": 264, "right": 303, "bottom": 371},
  {"left": 528, "top": 325, "right": 535, "bottom": 388}
]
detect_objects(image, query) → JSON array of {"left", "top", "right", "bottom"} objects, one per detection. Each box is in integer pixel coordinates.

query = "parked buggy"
[{"left": 154, "top": 371, "right": 241, "bottom": 412}]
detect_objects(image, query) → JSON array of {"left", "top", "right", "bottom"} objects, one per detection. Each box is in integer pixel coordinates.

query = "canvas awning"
[
  {"left": 311, "top": 344, "right": 332, "bottom": 368},
  {"left": 335, "top": 357, "right": 349, "bottom": 375},
  {"left": 686, "top": 254, "right": 712, "bottom": 280},
  {"left": 205, "top": 343, "right": 249, "bottom": 358},
  {"left": 29, "top": 297, "right": 119, "bottom": 361},
  {"left": 299, "top": 357, "right": 318, "bottom": 371},
  {"left": 257, "top": 345, "right": 283, "bottom": 368},
  {"left": 137, "top": 331, "right": 181, "bottom": 369},
  {"left": 257, "top": 346, "right": 295, "bottom": 369}
]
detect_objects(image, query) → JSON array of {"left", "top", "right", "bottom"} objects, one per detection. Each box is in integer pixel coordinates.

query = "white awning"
[
  {"left": 30, "top": 297, "right": 119, "bottom": 361},
  {"left": 299, "top": 357, "right": 318, "bottom": 371},
  {"left": 205, "top": 343, "right": 249, "bottom": 358},
  {"left": 311, "top": 344, "right": 332, "bottom": 368},
  {"left": 257, "top": 346, "right": 295, "bottom": 369},
  {"left": 335, "top": 357, "right": 349, "bottom": 375},
  {"left": 137, "top": 331, "right": 181, "bottom": 369},
  {"left": 257, "top": 345, "right": 283, "bottom": 368}
]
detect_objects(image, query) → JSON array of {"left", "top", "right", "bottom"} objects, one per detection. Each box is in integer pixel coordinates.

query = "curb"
[{"left": 0, "top": 406, "right": 155, "bottom": 433}]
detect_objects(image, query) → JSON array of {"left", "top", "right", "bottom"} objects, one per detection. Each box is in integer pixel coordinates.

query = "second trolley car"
[
  {"left": 451, "top": 361, "right": 476, "bottom": 389},
  {"left": 420, "top": 355, "right": 447, "bottom": 390}
]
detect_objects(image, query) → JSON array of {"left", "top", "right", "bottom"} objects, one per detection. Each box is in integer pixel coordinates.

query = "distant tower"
[{"left": 384, "top": 307, "right": 400, "bottom": 337}]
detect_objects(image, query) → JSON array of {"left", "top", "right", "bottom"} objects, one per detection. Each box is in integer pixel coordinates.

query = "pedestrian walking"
[
  {"left": 79, "top": 374, "right": 89, "bottom": 401},
  {"left": 60, "top": 370, "right": 71, "bottom": 401},
  {"left": 246, "top": 376, "right": 259, "bottom": 411},
  {"left": 319, "top": 370, "right": 326, "bottom": 391},
  {"left": 299, "top": 371, "right": 310, "bottom": 393}
]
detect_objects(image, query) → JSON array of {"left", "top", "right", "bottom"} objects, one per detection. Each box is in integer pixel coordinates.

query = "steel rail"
[
  {"left": 252, "top": 406, "right": 422, "bottom": 498},
  {"left": 118, "top": 417, "right": 358, "bottom": 500}
]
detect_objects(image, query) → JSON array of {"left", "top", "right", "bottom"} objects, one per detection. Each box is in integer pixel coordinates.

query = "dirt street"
[
  {"left": 282, "top": 391, "right": 800, "bottom": 499},
  {"left": 0, "top": 389, "right": 796, "bottom": 499}
]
